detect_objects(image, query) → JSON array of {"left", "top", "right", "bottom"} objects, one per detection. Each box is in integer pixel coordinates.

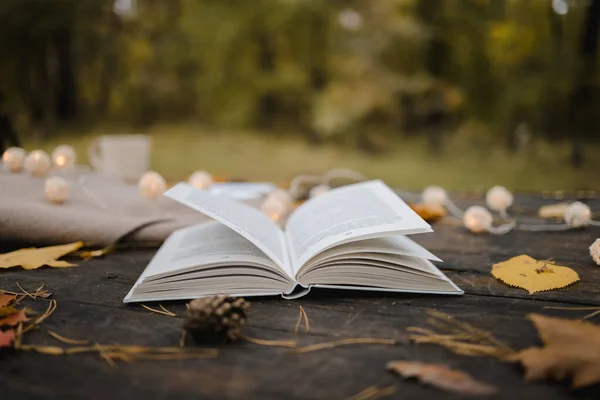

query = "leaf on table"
[
  {"left": 0, "top": 242, "right": 83, "bottom": 270},
  {"left": 491, "top": 255, "right": 579, "bottom": 294},
  {"left": 408, "top": 203, "right": 447, "bottom": 222},
  {"left": 387, "top": 361, "right": 498, "bottom": 396},
  {"left": 0, "top": 309, "right": 29, "bottom": 327},
  {"left": 0, "top": 329, "right": 15, "bottom": 348},
  {"left": 0, "top": 306, "right": 19, "bottom": 317},
  {"left": 510, "top": 314, "right": 600, "bottom": 388},
  {"left": 538, "top": 203, "right": 569, "bottom": 219},
  {"left": 0, "top": 294, "right": 16, "bottom": 307}
]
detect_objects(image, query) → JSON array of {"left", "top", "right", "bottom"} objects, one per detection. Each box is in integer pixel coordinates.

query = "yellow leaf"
[
  {"left": 538, "top": 203, "right": 569, "bottom": 219},
  {"left": 0, "top": 242, "right": 83, "bottom": 270},
  {"left": 491, "top": 255, "right": 579, "bottom": 294}
]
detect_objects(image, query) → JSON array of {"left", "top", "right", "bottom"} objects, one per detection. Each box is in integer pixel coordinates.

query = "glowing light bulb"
[
  {"left": 486, "top": 186, "right": 513, "bottom": 213},
  {"left": 51, "top": 144, "right": 77, "bottom": 169},
  {"left": 45, "top": 176, "right": 71, "bottom": 204},
  {"left": 422, "top": 186, "right": 448, "bottom": 208},
  {"left": 564, "top": 202, "right": 591, "bottom": 228},
  {"left": 261, "top": 196, "right": 288, "bottom": 222},
  {"left": 188, "top": 171, "right": 213, "bottom": 190},
  {"left": 463, "top": 206, "right": 493, "bottom": 233},
  {"left": 268, "top": 189, "right": 294, "bottom": 209},
  {"left": 2, "top": 147, "right": 26, "bottom": 172},
  {"left": 139, "top": 171, "right": 167, "bottom": 201},
  {"left": 24, "top": 150, "right": 51, "bottom": 177},
  {"left": 590, "top": 238, "right": 600, "bottom": 266},
  {"left": 309, "top": 184, "right": 330, "bottom": 198}
]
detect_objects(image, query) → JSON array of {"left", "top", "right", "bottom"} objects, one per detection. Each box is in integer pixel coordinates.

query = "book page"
[
  {"left": 136, "top": 221, "right": 288, "bottom": 281},
  {"left": 285, "top": 180, "right": 432, "bottom": 275},
  {"left": 165, "top": 183, "right": 292, "bottom": 278},
  {"left": 124, "top": 221, "right": 294, "bottom": 302}
]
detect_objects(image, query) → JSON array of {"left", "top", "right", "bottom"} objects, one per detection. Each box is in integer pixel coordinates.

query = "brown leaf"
[
  {"left": 408, "top": 203, "right": 447, "bottom": 222},
  {"left": 0, "top": 310, "right": 29, "bottom": 327},
  {"left": 387, "top": 361, "right": 498, "bottom": 396},
  {"left": 0, "top": 294, "right": 16, "bottom": 307},
  {"left": 0, "top": 242, "right": 82, "bottom": 270},
  {"left": 510, "top": 314, "right": 600, "bottom": 388},
  {"left": 0, "top": 330, "right": 15, "bottom": 348},
  {"left": 0, "top": 306, "right": 19, "bottom": 317}
]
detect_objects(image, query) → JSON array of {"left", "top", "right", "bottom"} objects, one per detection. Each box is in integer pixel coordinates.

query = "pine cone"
[{"left": 184, "top": 296, "right": 250, "bottom": 342}]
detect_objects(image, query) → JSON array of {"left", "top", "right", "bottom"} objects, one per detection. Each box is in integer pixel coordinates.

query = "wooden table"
[{"left": 1, "top": 195, "right": 600, "bottom": 400}]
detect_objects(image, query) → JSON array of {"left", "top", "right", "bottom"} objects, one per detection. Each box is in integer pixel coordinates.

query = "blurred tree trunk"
[
  {"left": 55, "top": 27, "right": 78, "bottom": 121},
  {"left": 256, "top": 29, "right": 278, "bottom": 129},
  {"left": 416, "top": 0, "right": 449, "bottom": 154},
  {"left": 569, "top": 0, "right": 600, "bottom": 168}
]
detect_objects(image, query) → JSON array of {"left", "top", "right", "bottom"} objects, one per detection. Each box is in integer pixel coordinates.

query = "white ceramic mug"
[{"left": 88, "top": 134, "right": 152, "bottom": 182}]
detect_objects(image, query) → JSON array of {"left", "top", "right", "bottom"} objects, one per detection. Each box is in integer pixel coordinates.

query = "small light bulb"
[
  {"left": 45, "top": 176, "right": 71, "bottom": 204},
  {"left": 2, "top": 147, "right": 26, "bottom": 172},
  {"left": 486, "top": 186, "right": 513, "bottom": 212},
  {"left": 139, "top": 171, "right": 167, "bottom": 201},
  {"left": 422, "top": 186, "right": 448, "bottom": 208},
  {"left": 268, "top": 189, "right": 294, "bottom": 208},
  {"left": 51, "top": 144, "right": 77, "bottom": 169},
  {"left": 309, "top": 184, "right": 330, "bottom": 198},
  {"left": 188, "top": 170, "right": 213, "bottom": 190},
  {"left": 590, "top": 238, "right": 600, "bottom": 266},
  {"left": 564, "top": 202, "right": 591, "bottom": 228},
  {"left": 463, "top": 206, "right": 493, "bottom": 233},
  {"left": 261, "top": 196, "right": 288, "bottom": 222},
  {"left": 24, "top": 150, "right": 51, "bottom": 177}
]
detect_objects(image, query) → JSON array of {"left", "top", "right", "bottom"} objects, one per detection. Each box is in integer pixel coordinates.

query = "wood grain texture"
[{"left": 1, "top": 195, "right": 600, "bottom": 399}]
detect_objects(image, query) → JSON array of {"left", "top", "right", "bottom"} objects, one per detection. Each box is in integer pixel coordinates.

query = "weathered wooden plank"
[
  {"left": 1, "top": 286, "right": 599, "bottom": 399},
  {"left": 1, "top": 193, "right": 600, "bottom": 399}
]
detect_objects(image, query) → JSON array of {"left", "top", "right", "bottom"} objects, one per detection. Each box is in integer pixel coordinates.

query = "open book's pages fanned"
[{"left": 124, "top": 180, "right": 463, "bottom": 303}]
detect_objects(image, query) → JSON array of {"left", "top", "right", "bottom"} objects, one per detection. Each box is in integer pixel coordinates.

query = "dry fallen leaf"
[
  {"left": 510, "top": 314, "right": 600, "bottom": 388},
  {"left": 538, "top": 203, "right": 570, "bottom": 219},
  {"left": 0, "top": 294, "right": 16, "bottom": 307},
  {"left": 408, "top": 203, "right": 447, "bottom": 222},
  {"left": 491, "top": 255, "right": 579, "bottom": 294},
  {"left": 0, "top": 310, "right": 29, "bottom": 327},
  {"left": 0, "top": 306, "right": 19, "bottom": 317},
  {"left": 387, "top": 361, "right": 498, "bottom": 396},
  {"left": 0, "top": 242, "right": 83, "bottom": 270},
  {"left": 0, "top": 330, "right": 15, "bottom": 348}
]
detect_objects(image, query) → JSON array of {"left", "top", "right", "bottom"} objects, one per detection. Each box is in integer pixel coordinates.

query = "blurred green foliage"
[{"left": 0, "top": 0, "right": 598, "bottom": 153}]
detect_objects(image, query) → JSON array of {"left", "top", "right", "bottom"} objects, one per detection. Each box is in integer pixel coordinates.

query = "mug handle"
[{"left": 88, "top": 138, "right": 102, "bottom": 171}]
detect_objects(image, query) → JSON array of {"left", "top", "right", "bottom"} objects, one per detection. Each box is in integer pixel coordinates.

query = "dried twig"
[
  {"left": 583, "top": 309, "right": 600, "bottom": 320},
  {"left": 32, "top": 285, "right": 51, "bottom": 299},
  {"left": 15, "top": 282, "right": 34, "bottom": 300},
  {"left": 141, "top": 304, "right": 177, "bottom": 317},
  {"left": 241, "top": 334, "right": 297, "bottom": 348},
  {"left": 294, "top": 305, "right": 311, "bottom": 333},
  {"left": 290, "top": 338, "right": 396, "bottom": 354},
  {"left": 159, "top": 304, "right": 176, "bottom": 316},
  {"left": 406, "top": 310, "right": 515, "bottom": 360},
  {"left": 21, "top": 299, "right": 57, "bottom": 334},
  {"left": 294, "top": 307, "right": 303, "bottom": 333},
  {"left": 179, "top": 330, "right": 187, "bottom": 348},
  {"left": 96, "top": 343, "right": 118, "bottom": 369},
  {"left": 48, "top": 330, "right": 89, "bottom": 345},
  {"left": 543, "top": 306, "right": 600, "bottom": 311},
  {"left": 543, "top": 306, "right": 600, "bottom": 320},
  {"left": 345, "top": 385, "right": 397, "bottom": 400},
  {"left": 18, "top": 342, "right": 218, "bottom": 367}
]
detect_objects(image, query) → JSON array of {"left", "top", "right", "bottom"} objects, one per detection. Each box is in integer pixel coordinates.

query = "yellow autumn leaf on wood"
[
  {"left": 0, "top": 242, "right": 83, "bottom": 270},
  {"left": 491, "top": 255, "right": 579, "bottom": 294}
]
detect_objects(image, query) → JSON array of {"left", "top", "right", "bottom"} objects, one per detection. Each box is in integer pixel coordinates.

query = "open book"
[{"left": 124, "top": 180, "right": 462, "bottom": 303}]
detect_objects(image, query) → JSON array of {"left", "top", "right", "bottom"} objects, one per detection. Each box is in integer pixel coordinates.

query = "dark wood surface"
[{"left": 1, "top": 195, "right": 600, "bottom": 400}]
